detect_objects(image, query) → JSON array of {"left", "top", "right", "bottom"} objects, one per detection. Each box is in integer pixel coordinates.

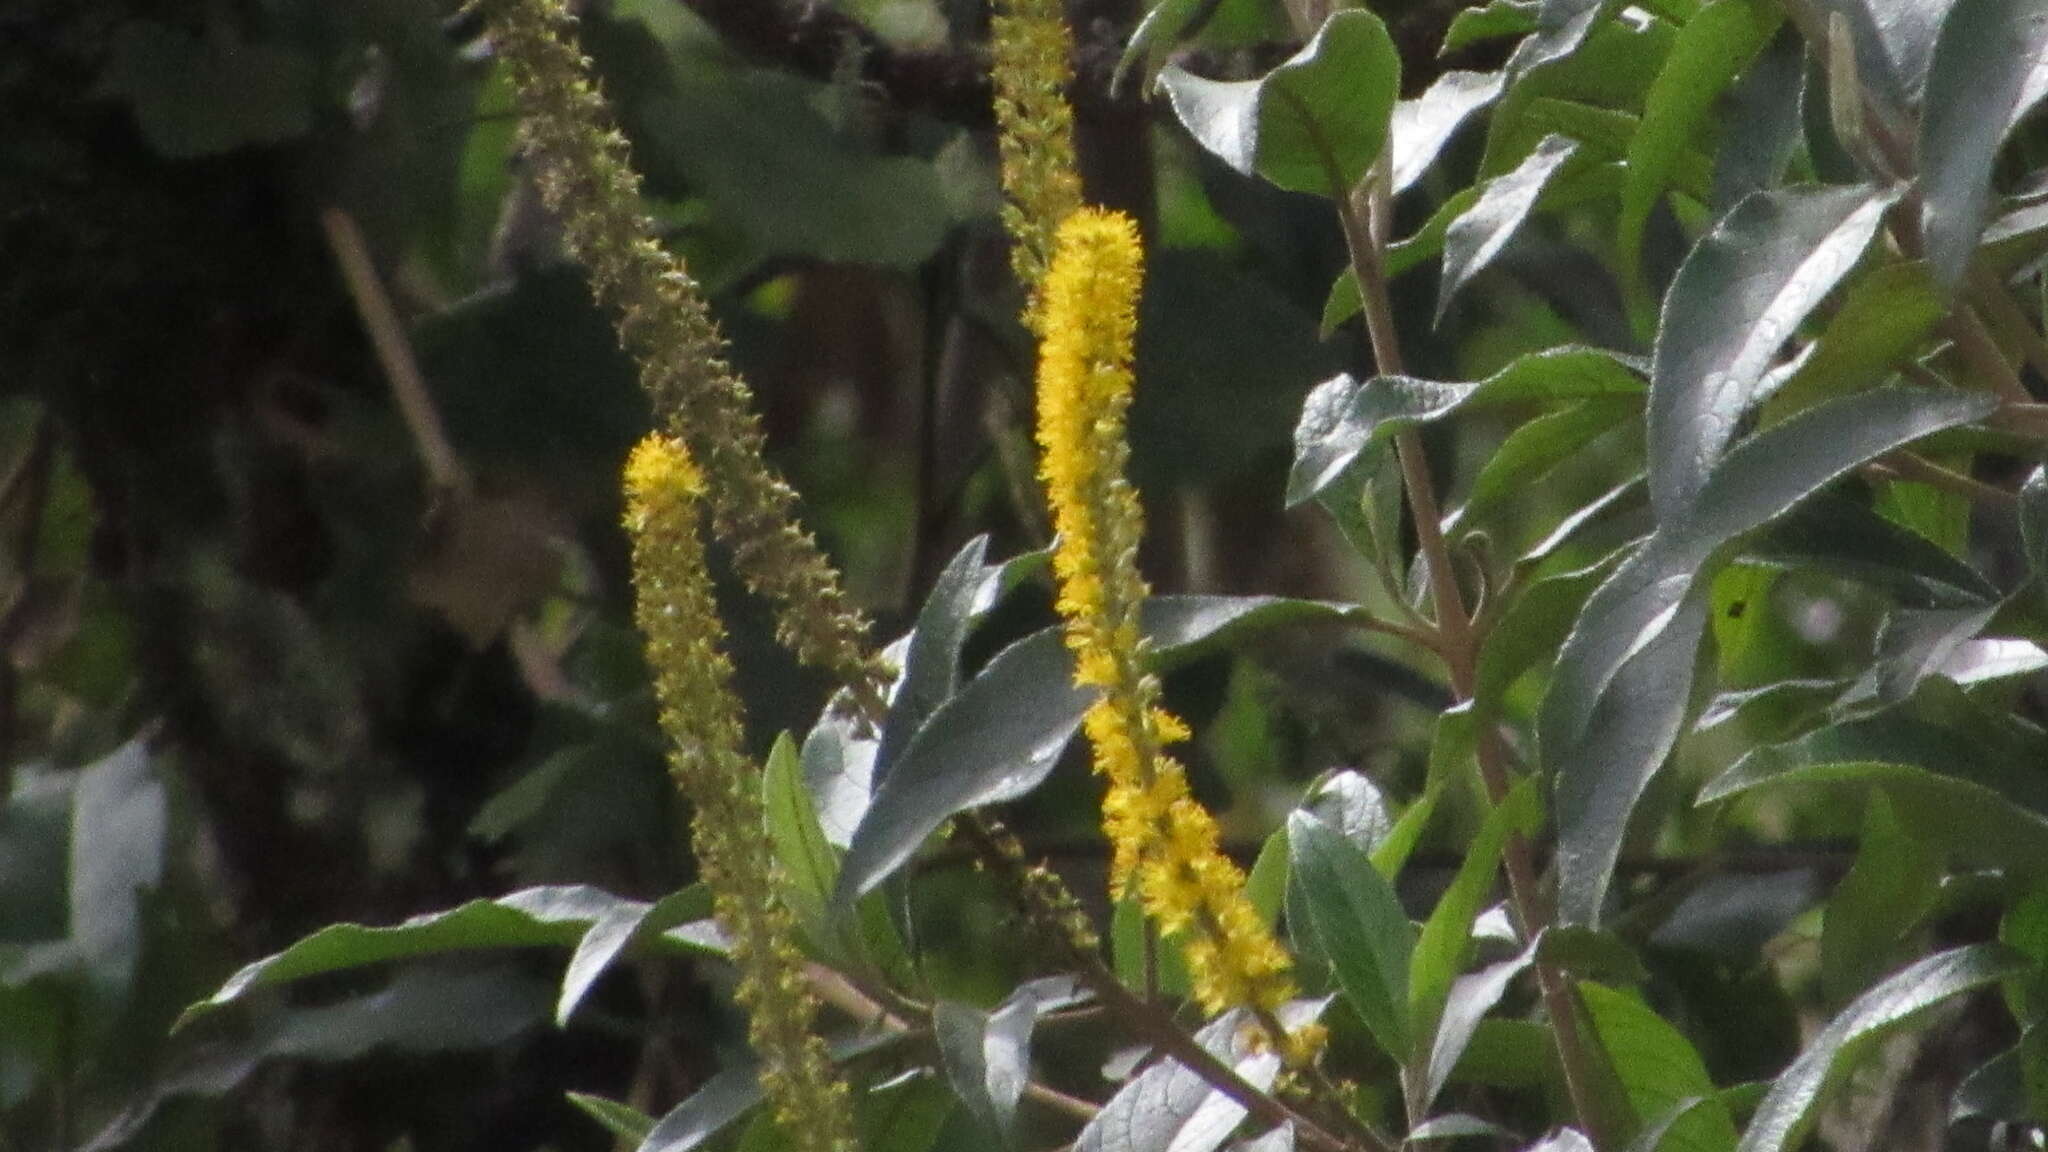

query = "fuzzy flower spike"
[
  {"left": 1034, "top": 210, "right": 1315, "bottom": 1061},
  {"left": 623, "top": 435, "right": 861, "bottom": 1152},
  {"left": 991, "top": 0, "right": 1084, "bottom": 321}
]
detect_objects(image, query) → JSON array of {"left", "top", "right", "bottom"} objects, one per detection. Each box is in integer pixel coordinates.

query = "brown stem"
[
  {"left": 1334, "top": 165, "right": 1613, "bottom": 1149},
  {"left": 318, "top": 206, "right": 473, "bottom": 499}
]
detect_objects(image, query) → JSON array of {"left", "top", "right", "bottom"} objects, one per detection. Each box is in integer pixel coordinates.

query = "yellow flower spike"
[
  {"left": 1032, "top": 210, "right": 1318, "bottom": 1062},
  {"left": 991, "top": 0, "right": 1085, "bottom": 318},
  {"left": 622, "top": 435, "right": 861, "bottom": 1152}
]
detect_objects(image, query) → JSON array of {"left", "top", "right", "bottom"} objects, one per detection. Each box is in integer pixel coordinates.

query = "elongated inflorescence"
[
  {"left": 991, "top": 0, "right": 1084, "bottom": 319},
  {"left": 480, "top": 0, "right": 890, "bottom": 721},
  {"left": 1034, "top": 210, "right": 1315, "bottom": 1059},
  {"left": 622, "top": 435, "right": 860, "bottom": 1152}
]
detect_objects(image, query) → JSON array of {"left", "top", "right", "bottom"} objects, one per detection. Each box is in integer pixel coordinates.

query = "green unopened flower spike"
[
  {"left": 623, "top": 434, "right": 860, "bottom": 1152},
  {"left": 477, "top": 0, "right": 890, "bottom": 721},
  {"left": 991, "top": 0, "right": 1084, "bottom": 317}
]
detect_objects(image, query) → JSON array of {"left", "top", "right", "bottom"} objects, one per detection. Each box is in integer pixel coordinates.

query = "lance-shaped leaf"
[
  {"left": 1617, "top": 0, "right": 1782, "bottom": 319},
  {"left": 1422, "top": 940, "right": 1540, "bottom": 1110},
  {"left": 936, "top": 976, "right": 1085, "bottom": 1141},
  {"left": 1736, "top": 945, "right": 2032, "bottom": 1152},
  {"left": 1289, "top": 347, "right": 1644, "bottom": 505},
  {"left": 1544, "top": 388, "right": 1995, "bottom": 925},
  {"left": 1288, "top": 811, "right": 1415, "bottom": 1058},
  {"left": 1160, "top": 10, "right": 1399, "bottom": 196},
  {"left": 836, "top": 596, "right": 1361, "bottom": 903},
  {"left": 1919, "top": 0, "right": 2048, "bottom": 295},
  {"left": 1505, "top": 0, "right": 1616, "bottom": 77},
  {"left": 1438, "top": 134, "right": 1579, "bottom": 322},
  {"left": 1582, "top": 983, "right": 1739, "bottom": 1152},
  {"left": 1648, "top": 184, "right": 1893, "bottom": 520}
]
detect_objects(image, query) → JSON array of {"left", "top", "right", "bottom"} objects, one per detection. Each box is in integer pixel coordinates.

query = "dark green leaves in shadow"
[
  {"left": 1438, "top": 134, "right": 1579, "bottom": 323},
  {"left": 1159, "top": 10, "right": 1398, "bottom": 197}
]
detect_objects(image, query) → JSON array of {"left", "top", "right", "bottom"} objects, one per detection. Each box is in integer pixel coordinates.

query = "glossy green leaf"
[
  {"left": 1736, "top": 944, "right": 2032, "bottom": 1152},
  {"left": 1761, "top": 259, "right": 1945, "bottom": 420},
  {"left": 2021, "top": 466, "right": 2048, "bottom": 576},
  {"left": 1648, "top": 184, "right": 1894, "bottom": 519},
  {"left": 878, "top": 536, "right": 998, "bottom": 773},
  {"left": 1745, "top": 493, "right": 1996, "bottom": 610},
  {"left": 183, "top": 885, "right": 723, "bottom": 1027},
  {"left": 1421, "top": 940, "right": 1539, "bottom": 1110},
  {"left": 1582, "top": 983, "right": 1739, "bottom": 1152},
  {"left": 1526, "top": 1129, "right": 1596, "bottom": 1152},
  {"left": 1075, "top": 1000, "right": 1329, "bottom": 1152},
  {"left": 1453, "top": 399, "right": 1638, "bottom": 539},
  {"left": 1289, "top": 348, "right": 1645, "bottom": 505},
  {"left": 1622, "top": 1085, "right": 1767, "bottom": 1152},
  {"left": 1505, "top": 0, "right": 1617, "bottom": 77},
  {"left": 935, "top": 979, "right": 1078, "bottom": 1141},
  {"left": 1918, "top": 0, "right": 2048, "bottom": 294},
  {"left": 640, "top": 1033, "right": 903, "bottom": 1152},
  {"left": 1287, "top": 811, "right": 1414, "bottom": 1057},
  {"left": 1390, "top": 71, "right": 1505, "bottom": 194},
  {"left": 1821, "top": 792, "right": 1941, "bottom": 1004},
  {"left": 837, "top": 596, "right": 1362, "bottom": 902},
  {"left": 764, "top": 731, "right": 837, "bottom": 928},
  {"left": 558, "top": 886, "right": 711, "bottom": 1026},
  {"left": 1159, "top": 11, "right": 1399, "bottom": 196},
  {"left": 1439, "top": 135, "right": 1579, "bottom": 321},
  {"left": 1617, "top": 0, "right": 1782, "bottom": 321},
  {"left": 1445, "top": 0, "right": 1540, "bottom": 54}
]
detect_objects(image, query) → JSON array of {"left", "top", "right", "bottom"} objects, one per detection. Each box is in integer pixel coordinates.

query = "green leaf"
[
  {"left": 1648, "top": 184, "right": 1894, "bottom": 519},
  {"left": 1710, "top": 28, "right": 1803, "bottom": 209},
  {"left": 1453, "top": 398, "right": 1637, "bottom": 541},
  {"left": 1438, "top": 135, "right": 1580, "bottom": 322},
  {"left": 1582, "top": 983, "right": 1739, "bottom": 1152},
  {"left": 558, "top": 886, "right": 711, "bottom": 1026},
  {"left": 641, "top": 1033, "right": 903, "bottom": 1152},
  {"left": 1304, "top": 769, "right": 1397, "bottom": 854},
  {"left": 1421, "top": 940, "right": 1539, "bottom": 1110},
  {"left": 1410, "top": 780, "right": 1541, "bottom": 1066},
  {"left": 1546, "top": 387, "right": 1997, "bottom": 774},
  {"left": 1075, "top": 1000, "right": 1330, "bottom": 1152},
  {"left": 1159, "top": 11, "right": 1400, "bottom": 196},
  {"left": 2021, "top": 467, "right": 2048, "bottom": 577},
  {"left": 1763, "top": 260, "right": 1945, "bottom": 419},
  {"left": 1745, "top": 493, "right": 1997, "bottom": 610},
  {"left": 1918, "top": 0, "right": 2048, "bottom": 295},
  {"left": 568, "top": 1092, "right": 658, "bottom": 1144},
  {"left": 1505, "top": 0, "right": 1617, "bottom": 77},
  {"left": 1617, "top": 0, "right": 1783, "bottom": 322},
  {"left": 1736, "top": 944, "right": 2032, "bottom": 1152},
  {"left": 1372, "top": 784, "right": 1441, "bottom": 880},
  {"left": 1287, "top": 811, "right": 1414, "bottom": 1058},
  {"left": 1547, "top": 591, "right": 1712, "bottom": 927},
  {"left": 182, "top": 885, "right": 722, "bottom": 1027},
  {"left": 935, "top": 979, "right": 1078, "bottom": 1141},
  {"left": 1821, "top": 792, "right": 1941, "bottom": 1004},
  {"left": 1526, "top": 1130, "right": 1596, "bottom": 1152},
  {"left": 85, "top": 966, "right": 553, "bottom": 1151},
  {"left": 1288, "top": 348, "right": 1645, "bottom": 506},
  {"left": 764, "top": 732, "right": 838, "bottom": 929},
  {"left": 1623, "top": 1086, "right": 1767, "bottom": 1152},
  {"left": 1444, "top": 0, "right": 1540, "bottom": 54},
  {"left": 836, "top": 596, "right": 1362, "bottom": 902},
  {"left": 1390, "top": 71, "right": 1505, "bottom": 194},
  {"left": 97, "top": 21, "right": 314, "bottom": 158}
]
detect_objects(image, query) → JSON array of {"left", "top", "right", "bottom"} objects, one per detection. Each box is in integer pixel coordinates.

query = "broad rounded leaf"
[{"left": 1160, "top": 11, "right": 1399, "bottom": 196}]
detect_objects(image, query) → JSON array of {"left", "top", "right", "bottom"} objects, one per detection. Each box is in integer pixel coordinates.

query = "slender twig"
[
  {"left": 318, "top": 206, "right": 473, "bottom": 498},
  {"left": 1331, "top": 152, "right": 1613, "bottom": 1149},
  {"left": 1866, "top": 453, "right": 2018, "bottom": 508}
]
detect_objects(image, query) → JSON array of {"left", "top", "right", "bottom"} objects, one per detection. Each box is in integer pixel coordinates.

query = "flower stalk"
[
  {"left": 622, "top": 435, "right": 860, "bottom": 1152},
  {"left": 991, "top": 0, "right": 1085, "bottom": 319}
]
